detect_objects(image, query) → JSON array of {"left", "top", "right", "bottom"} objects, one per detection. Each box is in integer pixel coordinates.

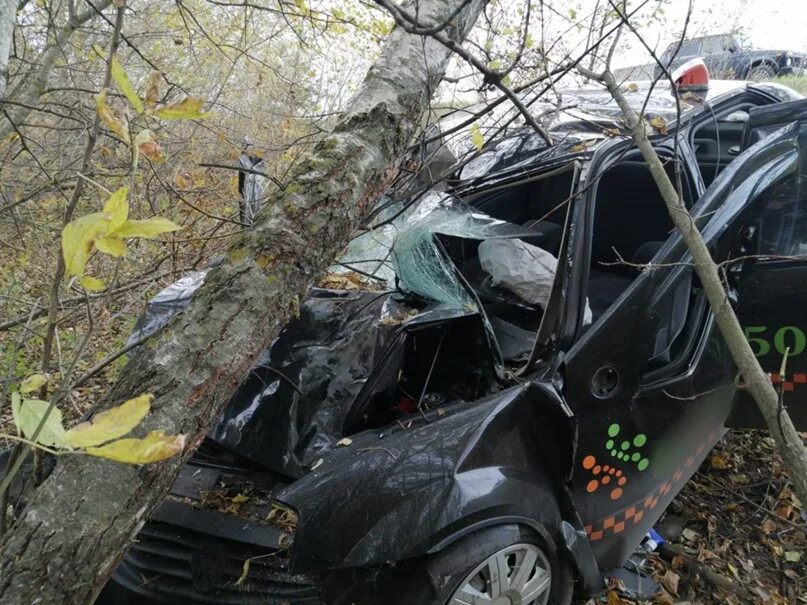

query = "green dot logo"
[{"left": 604, "top": 423, "right": 650, "bottom": 471}]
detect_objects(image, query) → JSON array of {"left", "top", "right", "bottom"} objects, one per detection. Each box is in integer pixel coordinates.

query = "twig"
[
  {"left": 198, "top": 162, "right": 285, "bottom": 190},
  {"left": 658, "top": 542, "right": 751, "bottom": 598},
  {"left": 375, "top": 0, "right": 554, "bottom": 146},
  {"left": 733, "top": 491, "right": 806, "bottom": 534}
]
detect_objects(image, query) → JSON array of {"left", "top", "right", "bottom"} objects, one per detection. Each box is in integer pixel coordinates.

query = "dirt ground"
[{"left": 581, "top": 431, "right": 806, "bottom": 605}]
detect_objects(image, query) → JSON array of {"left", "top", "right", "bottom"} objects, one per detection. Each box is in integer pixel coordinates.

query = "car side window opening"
[
  {"left": 690, "top": 100, "right": 774, "bottom": 187},
  {"left": 585, "top": 154, "right": 695, "bottom": 324},
  {"left": 680, "top": 38, "right": 702, "bottom": 58},
  {"left": 756, "top": 175, "right": 807, "bottom": 256},
  {"left": 701, "top": 36, "right": 725, "bottom": 55},
  {"left": 447, "top": 166, "right": 576, "bottom": 349}
]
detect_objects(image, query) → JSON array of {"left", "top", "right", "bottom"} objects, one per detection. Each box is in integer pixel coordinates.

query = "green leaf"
[
  {"left": 784, "top": 551, "right": 802, "bottom": 562},
  {"left": 111, "top": 56, "right": 144, "bottom": 114},
  {"left": 153, "top": 97, "right": 212, "bottom": 120},
  {"left": 65, "top": 394, "right": 152, "bottom": 448},
  {"left": 103, "top": 186, "right": 129, "bottom": 232},
  {"left": 85, "top": 430, "right": 185, "bottom": 464},
  {"left": 20, "top": 374, "right": 47, "bottom": 394},
  {"left": 113, "top": 217, "right": 181, "bottom": 239},
  {"left": 80, "top": 275, "right": 106, "bottom": 292},
  {"left": 95, "top": 236, "right": 126, "bottom": 257},
  {"left": 469, "top": 123, "right": 485, "bottom": 152},
  {"left": 11, "top": 398, "right": 67, "bottom": 447},
  {"left": 61, "top": 212, "right": 109, "bottom": 278}
]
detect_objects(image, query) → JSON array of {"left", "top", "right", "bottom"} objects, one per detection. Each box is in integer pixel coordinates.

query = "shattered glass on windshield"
[{"left": 335, "top": 190, "right": 557, "bottom": 310}]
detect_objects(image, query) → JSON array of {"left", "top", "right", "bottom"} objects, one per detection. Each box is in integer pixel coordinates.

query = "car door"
[
  {"left": 559, "top": 118, "right": 806, "bottom": 569},
  {"left": 726, "top": 99, "right": 807, "bottom": 428}
]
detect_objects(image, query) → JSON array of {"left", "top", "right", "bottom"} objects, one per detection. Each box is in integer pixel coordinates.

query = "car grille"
[{"left": 112, "top": 521, "right": 323, "bottom": 604}]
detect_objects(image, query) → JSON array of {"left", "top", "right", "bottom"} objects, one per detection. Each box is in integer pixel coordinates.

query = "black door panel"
[
  {"left": 564, "top": 122, "right": 804, "bottom": 568},
  {"left": 729, "top": 263, "right": 807, "bottom": 429}
]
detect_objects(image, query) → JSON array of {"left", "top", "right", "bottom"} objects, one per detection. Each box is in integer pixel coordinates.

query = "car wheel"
[
  {"left": 381, "top": 524, "right": 574, "bottom": 605},
  {"left": 746, "top": 63, "right": 777, "bottom": 81}
]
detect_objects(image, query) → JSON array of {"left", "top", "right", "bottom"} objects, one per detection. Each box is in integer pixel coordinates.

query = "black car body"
[
  {"left": 656, "top": 34, "right": 807, "bottom": 81},
  {"left": 100, "top": 80, "right": 807, "bottom": 604}
]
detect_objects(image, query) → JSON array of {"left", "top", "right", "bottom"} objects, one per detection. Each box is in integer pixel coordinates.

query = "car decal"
[
  {"left": 770, "top": 373, "right": 807, "bottom": 392},
  {"left": 584, "top": 431, "right": 717, "bottom": 542},
  {"left": 580, "top": 423, "right": 651, "bottom": 501}
]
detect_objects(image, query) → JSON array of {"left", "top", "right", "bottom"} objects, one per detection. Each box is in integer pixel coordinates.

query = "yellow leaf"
[
  {"left": 65, "top": 394, "right": 152, "bottom": 448},
  {"left": 85, "top": 430, "right": 186, "bottom": 464},
  {"left": 154, "top": 96, "right": 212, "bottom": 120},
  {"left": 571, "top": 138, "right": 598, "bottom": 152},
  {"left": 710, "top": 453, "right": 730, "bottom": 470},
  {"left": 95, "top": 236, "right": 126, "bottom": 257},
  {"left": 102, "top": 186, "right": 129, "bottom": 232},
  {"left": 469, "top": 123, "right": 484, "bottom": 152},
  {"left": 114, "top": 217, "right": 181, "bottom": 239},
  {"left": 235, "top": 557, "right": 251, "bottom": 586},
  {"left": 648, "top": 115, "right": 668, "bottom": 135},
  {"left": 80, "top": 275, "right": 106, "bottom": 292},
  {"left": 143, "top": 71, "right": 162, "bottom": 109},
  {"left": 11, "top": 397, "right": 67, "bottom": 447},
  {"left": 111, "top": 56, "right": 144, "bottom": 114},
  {"left": 20, "top": 374, "right": 47, "bottom": 394},
  {"left": 61, "top": 212, "right": 109, "bottom": 277},
  {"left": 95, "top": 89, "right": 130, "bottom": 143}
]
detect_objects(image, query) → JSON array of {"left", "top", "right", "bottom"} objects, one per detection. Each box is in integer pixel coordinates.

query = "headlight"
[{"left": 785, "top": 56, "right": 793, "bottom": 67}]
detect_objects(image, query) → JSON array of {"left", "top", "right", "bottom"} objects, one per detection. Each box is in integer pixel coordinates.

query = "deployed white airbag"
[{"left": 479, "top": 238, "right": 592, "bottom": 324}]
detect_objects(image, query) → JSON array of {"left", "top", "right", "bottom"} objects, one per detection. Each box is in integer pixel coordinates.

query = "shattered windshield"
[{"left": 333, "top": 191, "right": 542, "bottom": 308}]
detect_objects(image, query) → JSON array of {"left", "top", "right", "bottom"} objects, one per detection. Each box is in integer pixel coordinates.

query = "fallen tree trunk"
[{"left": 0, "top": 1, "right": 486, "bottom": 602}]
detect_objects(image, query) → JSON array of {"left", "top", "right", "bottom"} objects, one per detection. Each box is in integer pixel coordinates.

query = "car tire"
[
  {"left": 746, "top": 63, "right": 777, "bottom": 81},
  {"left": 379, "top": 524, "right": 575, "bottom": 605}
]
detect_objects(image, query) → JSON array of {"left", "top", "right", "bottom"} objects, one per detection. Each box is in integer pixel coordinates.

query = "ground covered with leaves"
[{"left": 582, "top": 431, "right": 806, "bottom": 605}]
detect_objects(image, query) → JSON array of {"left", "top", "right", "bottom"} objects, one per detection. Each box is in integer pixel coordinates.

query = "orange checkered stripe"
[
  {"left": 771, "top": 373, "right": 807, "bottom": 392},
  {"left": 584, "top": 432, "right": 717, "bottom": 542}
]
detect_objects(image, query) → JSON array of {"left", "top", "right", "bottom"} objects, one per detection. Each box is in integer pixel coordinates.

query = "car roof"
[{"left": 445, "top": 79, "right": 799, "bottom": 186}]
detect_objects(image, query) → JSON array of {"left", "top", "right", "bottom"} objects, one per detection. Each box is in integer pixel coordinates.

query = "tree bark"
[
  {"left": 599, "top": 68, "right": 807, "bottom": 506},
  {"left": 0, "top": 0, "right": 14, "bottom": 99},
  {"left": 0, "top": 1, "right": 486, "bottom": 603}
]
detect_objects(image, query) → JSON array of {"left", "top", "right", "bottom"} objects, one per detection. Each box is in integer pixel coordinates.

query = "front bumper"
[
  {"left": 98, "top": 452, "right": 322, "bottom": 605},
  {"left": 779, "top": 65, "right": 807, "bottom": 77},
  {"left": 99, "top": 513, "right": 320, "bottom": 604}
]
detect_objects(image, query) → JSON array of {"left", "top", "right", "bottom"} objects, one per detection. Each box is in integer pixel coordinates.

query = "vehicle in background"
[{"left": 655, "top": 34, "right": 807, "bottom": 81}]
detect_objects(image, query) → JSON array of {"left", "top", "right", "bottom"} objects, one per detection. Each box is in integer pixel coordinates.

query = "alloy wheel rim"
[{"left": 448, "top": 542, "right": 552, "bottom": 605}]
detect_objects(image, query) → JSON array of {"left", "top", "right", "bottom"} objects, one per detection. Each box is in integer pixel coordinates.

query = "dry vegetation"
[{"left": 0, "top": 0, "right": 386, "bottom": 429}]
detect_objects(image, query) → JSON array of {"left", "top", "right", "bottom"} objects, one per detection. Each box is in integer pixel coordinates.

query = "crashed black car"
[{"left": 100, "top": 79, "right": 807, "bottom": 605}]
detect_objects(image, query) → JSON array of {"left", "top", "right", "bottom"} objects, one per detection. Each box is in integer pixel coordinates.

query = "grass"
[{"left": 769, "top": 74, "right": 807, "bottom": 95}]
